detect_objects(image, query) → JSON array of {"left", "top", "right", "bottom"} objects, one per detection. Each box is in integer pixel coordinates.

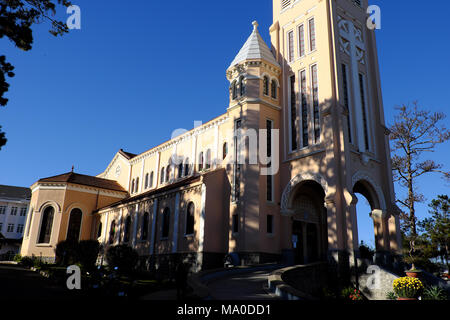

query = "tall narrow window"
[
  {"left": 298, "top": 24, "right": 305, "bottom": 57},
  {"left": 266, "top": 119, "right": 273, "bottom": 202},
  {"left": 178, "top": 162, "right": 183, "bottom": 178},
  {"left": 149, "top": 171, "right": 154, "bottom": 188},
  {"left": 205, "top": 149, "right": 212, "bottom": 170},
  {"left": 359, "top": 73, "right": 369, "bottom": 151},
  {"left": 144, "top": 173, "right": 149, "bottom": 189},
  {"left": 198, "top": 152, "right": 204, "bottom": 171},
  {"left": 239, "top": 76, "right": 245, "bottom": 96},
  {"left": 300, "top": 70, "right": 309, "bottom": 148},
  {"left": 263, "top": 76, "right": 269, "bottom": 96},
  {"left": 131, "top": 179, "right": 135, "bottom": 193},
  {"left": 66, "top": 208, "right": 82, "bottom": 242},
  {"left": 123, "top": 216, "right": 131, "bottom": 243},
  {"left": 184, "top": 158, "right": 190, "bottom": 177},
  {"left": 186, "top": 202, "right": 195, "bottom": 235},
  {"left": 135, "top": 177, "right": 139, "bottom": 193},
  {"left": 160, "top": 167, "right": 165, "bottom": 184},
  {"left": 342, "top": 64, "right": 352, "bottom": 143},
  {"left": 290, "top": 75, "right": 298, "bottom": 151},
  {"left": 162, "top": 208, "right": 170, "bottom": 238},
  {"left": 38, "top": 206, "right": 54, "bottom": 244},
  {"left": 309, "top": 18, "right": 316, "bottom": 51},
  {"left": 233, "top": 119, "right": 242, "bottom": 201},
  {"left": 222, "top": 142, "right": 228, "bottom": 160},
  {"left": 271, "top": 80, "right": 277, "bottom": 99},
  {"left": 267, "top": 215, "right": 274, "bottom": 234},
  {"left": 97, "top": 222, "right": 102, "bottom": 239},
  {"left": 166, "top": 165, "right": 170, "bottom": 183},
  {"left": 287, "top": 30, "right": 294, "bottom": 62},
  {"left": 142, "top": 212, "right": 149, "bottom": 240},
  {"left": 232, "top": 81, "right": 238, "bottom": 100},
  {"left": 232, "top": 214, "right": 239, "bottom": 233},
  {"left": 109, "top": 220, "right": 116, "bottom": 244},
  {"left": 311, "top": 64, "right": 320, "bottom": 143}
]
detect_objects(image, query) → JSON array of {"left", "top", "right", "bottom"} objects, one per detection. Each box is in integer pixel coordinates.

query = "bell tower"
[{"left": 270, "top": 0, "right": 402, "bottom": 271}]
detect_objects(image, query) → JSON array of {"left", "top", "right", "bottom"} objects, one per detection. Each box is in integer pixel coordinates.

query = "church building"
[{"left": 21, "top": 0, "right": 402, "bottom": 273}]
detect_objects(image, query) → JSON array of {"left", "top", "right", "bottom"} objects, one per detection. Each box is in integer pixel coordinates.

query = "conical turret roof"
[{"left": 228, "top": 21, "right": 280, "bottom": 70}]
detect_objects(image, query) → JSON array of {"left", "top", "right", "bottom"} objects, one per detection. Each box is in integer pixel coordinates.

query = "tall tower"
[{"left": 270, "top": 0, "right": 402, "bottom": 269}]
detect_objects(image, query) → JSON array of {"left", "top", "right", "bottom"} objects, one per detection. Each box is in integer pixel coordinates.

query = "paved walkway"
[{"left": 207, "top": 269, "right": 279, "bottom": 300}]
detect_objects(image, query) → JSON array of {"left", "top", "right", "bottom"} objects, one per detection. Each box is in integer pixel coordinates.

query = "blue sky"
[{"left": 0, "top": 1, "right": 449, "bottom": 248}]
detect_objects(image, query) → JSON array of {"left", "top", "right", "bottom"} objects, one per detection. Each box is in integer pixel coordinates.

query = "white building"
[{"left": 0, "top": 185, "right": 31, "bottom": 259}]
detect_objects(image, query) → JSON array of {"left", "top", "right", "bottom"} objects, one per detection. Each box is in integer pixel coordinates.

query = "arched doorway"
[
  {"left": 290, "top": 180, "right": 327, "bottom": 264},
  {"left": 66, "top": 208, "right": 82, "bottom": 242}
]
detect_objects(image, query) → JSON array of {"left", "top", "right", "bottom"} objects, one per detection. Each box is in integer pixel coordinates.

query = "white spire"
[{"left": 228, "top": 21, "right": 280, "bottom": 70}]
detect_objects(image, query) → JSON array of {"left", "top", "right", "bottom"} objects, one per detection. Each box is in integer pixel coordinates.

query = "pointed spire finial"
[
  {"left": 252, "top": 20, "right": 259, "bottom": 31},
  {"left": 71, "top": 165, "right": 74, "bottom": 173}
]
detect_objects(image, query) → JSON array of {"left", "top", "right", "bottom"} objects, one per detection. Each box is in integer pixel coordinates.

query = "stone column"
[{"left": 371, "top": 209, "right": 388, "bottom": 265}]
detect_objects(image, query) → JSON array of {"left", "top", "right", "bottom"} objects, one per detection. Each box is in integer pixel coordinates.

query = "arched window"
[
  {"left": 271, "top": 79, "right": 277, "bottom": 99},
  {"left": 166, "top": 165, "right": 170, "bottom": 183},
  {"left": 223, "top": 142, "right": 228, "bottom": 160},
  {"left": 263, "top": 76, "right": 269, "bottom": 96},
  {"left": 160, "top": 167, "right": 165, "bottom": 184},
  {"left": 162, "top": 208, "right": 170, "bottom": 238},
  {"left": 231, "top": 80, "right": 238, "bottom": 100},
  {"left": 239, "top": 76, "right": 245, "bottom": 96},
  {"left": 149, "top": 171, "right": 154, "bottom": 188},
  {"left": 205, "top": 149, "right": 212, "bottom": 170},
  {"left": 66, "top": 208, "right": 82, "bottom": 242},
  {"left": 135, "top": 177, "right": 139, "bottom": 193},
  {"left": 131, "top": 179, "right": 135, "bottom": 193},
  {"left": 144, "top": 173, "right": 149, "bottom": 189},
  {"left": 186, "top": 202, "right": 195, "bottom": 235},
  {"left": 198, "top": 152, "right": 204, "bottom": 171},
  {"left": 178, "top": 162, "right": 183, "bottom": 179},
  {"left": 141, "top": 212, "right": 149, "bottom": 240},
  {"left": 123, "top": 215, "right": 131, "bottom": 243},
  {"left": 109, "top": 220, "right": 116, "bottom": 244},
  {"left": 38, "top": 206, "right": 54, "bottom": 244},
  {"left": 184, "top": 158, "right": 190, "bottom": 177}
]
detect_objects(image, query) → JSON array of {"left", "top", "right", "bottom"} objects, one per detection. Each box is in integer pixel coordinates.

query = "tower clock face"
[{"left": 115, "top": 165, "right": 121, "bottom": 177}]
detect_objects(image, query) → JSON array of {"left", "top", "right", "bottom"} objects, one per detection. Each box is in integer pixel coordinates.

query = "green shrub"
[
  {"left": 55, "top": 240, "right": 100, "bottom": 270},
  {"left": 55, "top": 240, "right": 79, "bottom": 266},
  {"left": 19, "top": 256, "right": 34, "bottom": 268},
  {"left": 77, "top": 240, "right": 100, "bottom": 271},
  {"left": 422, "top": 286, "right": 448, "bottom": 301},
  {"left": 386, "top": 291, "right": 398, "bottom": 300},
  {"left": 13, "top": 254, "right": 22, "bottom": 263},
  {"left": 106, "top": 245, "right": 138, "bottom": 275}
]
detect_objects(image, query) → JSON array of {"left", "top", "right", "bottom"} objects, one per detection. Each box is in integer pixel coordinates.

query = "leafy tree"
[
  {"left": 0, "top": 0, "right": 71, "bottom": 149},
  {"left": 418, "top": 195, "right": 450, "bottom": 272},
  {"left": 390, "top": 102, "right": 450, "bottom": 269},
  {"left": 106, "top": 245, "right": 139, "bottom": 275}
]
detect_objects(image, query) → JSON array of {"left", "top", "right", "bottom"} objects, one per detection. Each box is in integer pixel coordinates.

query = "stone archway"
[
  {"left": 351, "top": 171, "right": 390, "bottom": 261},
  {"left": 281, "top": 174, "right": 329, "bottom": 265}
]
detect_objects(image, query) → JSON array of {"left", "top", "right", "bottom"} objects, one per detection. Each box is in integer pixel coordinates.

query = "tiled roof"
[
  {"left": 0, "top": 185, "right": 31, "bottom": 200},
  {"left": 38, "top": 172, "right": 127, "bottom": 193},
  {"left": 228, "top": 21, "right": 280, "bottom": 70}
]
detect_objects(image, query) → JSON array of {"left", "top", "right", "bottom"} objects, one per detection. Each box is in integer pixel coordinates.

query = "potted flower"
[
  {"left": 403, "top": 254, "right": 422, "bottom": 278},
  {"left": 393, "top": 277, "right": 424, "bottom": 300}
]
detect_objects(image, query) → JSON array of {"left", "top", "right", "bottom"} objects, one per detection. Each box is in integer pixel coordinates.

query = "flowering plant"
[
  {"left": 393, "top": 277, "right": 424, "bottom": 298},
  {"left": 349, "top": 289, "right": 363, "bottom": 301}
]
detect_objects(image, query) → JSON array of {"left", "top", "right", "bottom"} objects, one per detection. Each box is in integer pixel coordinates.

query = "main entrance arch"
[{"left": 282, "top": 174, "right": 328, "bottom": 265}]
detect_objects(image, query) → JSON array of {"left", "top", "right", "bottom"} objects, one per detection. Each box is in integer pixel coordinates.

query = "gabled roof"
[
  {"left": 228, "top": 21, "right": 280, "bottom": 70},
  {"left": 38, "top": 172, "right": 127, "bottom": 193},
  {"left": 0, "top": 185, "right": 31, "bottom": 200},
  {"left": 118, "top": 149, "right": 137, "bottom": 160}
]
